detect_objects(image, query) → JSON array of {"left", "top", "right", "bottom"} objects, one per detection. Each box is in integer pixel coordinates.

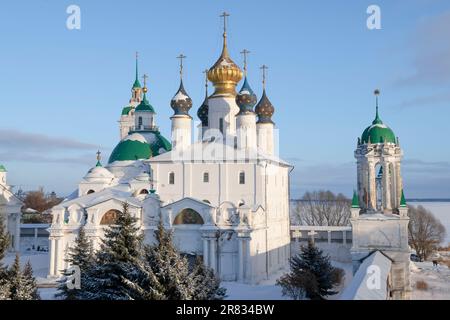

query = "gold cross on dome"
[
  {"left": 260, "top": 64, "right": 268, "bottom": 89},
  {"left": 240, "top": 49, "right": 250, "bottom": 75},
  {"left": 176, "top": 54, "right": 187, "bottom": 79},
  {"left": 220, "top": 11, "right": 230, "bottom": 34},
  {"left": 142, "top": 73, "right": 148, "bottom": 88}
]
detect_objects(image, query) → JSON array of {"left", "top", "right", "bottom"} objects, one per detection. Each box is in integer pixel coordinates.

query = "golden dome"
[{"left": 207, "top": 33, "right": 243, "bottom": 96}]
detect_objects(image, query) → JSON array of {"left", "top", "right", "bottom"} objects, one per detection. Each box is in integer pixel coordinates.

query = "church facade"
[
  {"left": 47, "top": 18, "right": 292, "bottom": 284},
  {"left": 0, "top": 165, "right": 22, "bottom": 252}
]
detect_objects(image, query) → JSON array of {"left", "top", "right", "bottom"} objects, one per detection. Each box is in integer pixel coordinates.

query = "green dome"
[
  {"left": 108, "top": 132, "right": 172, "bottom": 163},
  {"left": 0, "top": 165, "right": 6, "bottom": 172},
  {"left": 135, "top": 94, "right": 155, "bottom": 113},
  {"left": 361, "top": 108, "right": 396, "bottom": 144},
  {"left": 121, "top": 105, "right": 133, "bottom": 115}
]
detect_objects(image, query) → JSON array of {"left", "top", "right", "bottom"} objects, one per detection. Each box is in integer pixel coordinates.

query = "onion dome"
[
  {"left": 197, "top": 70, "right": 209, "bottom": 126},
  {"left": 236, "top": 77, "right": 257, "bottom": 115},
  {"left": 170, "top": 80, "right": 192, "bottom": 117},
  {"left": 207, "top": 14, "right": 243, "bottom": 96},
  {"left": 255, "top": 90, "right": 275, "bottom": 124},
  {"left": 361, "top": 90, "right": 396, "bottom": 144},
  {"left": 135, "top": 93, "right": 155, "bottom": 113},
  {"left": 108, "top": 132, "right": 171, "bottom": 163}
]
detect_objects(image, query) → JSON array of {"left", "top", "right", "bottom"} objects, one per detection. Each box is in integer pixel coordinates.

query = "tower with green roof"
[{"left": 352, "top": 89, "right": 406, "bottom": 215}]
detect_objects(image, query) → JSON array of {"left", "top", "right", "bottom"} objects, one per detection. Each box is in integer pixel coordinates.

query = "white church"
[{"left": 47, "top": 17, "right": 292, "bottom": 284}]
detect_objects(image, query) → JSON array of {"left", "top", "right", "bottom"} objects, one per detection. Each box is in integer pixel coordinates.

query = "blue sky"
[{"left": 0, "top": 0, "right": 449, "bottom": 198}]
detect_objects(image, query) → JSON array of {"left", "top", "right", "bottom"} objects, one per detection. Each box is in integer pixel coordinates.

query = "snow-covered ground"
[
  {"left": 409, "top": 201, "right": 450, "bottom": 246},
  {"left": 410, "top": 261, "right": 450, "bottom": 300}
]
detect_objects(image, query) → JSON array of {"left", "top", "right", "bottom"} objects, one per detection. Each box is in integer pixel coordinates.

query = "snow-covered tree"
[
  {"left": 0, "top": 215, "right": 10, "bottom": 299},
  {"left": 142, "top": 218, "right": 194, "bottom": 300},
  {"left": 56, "top": 225, "right": 94, "bottom": 300},
  {"left": 78, "top": 202, "right": 145, "bottom": 300},
  {"left": 8, "top": 254, "right": 40, "bottom": 300},
  {"left": 277, "top": 240, "right": 343, "bottom": 300},
  {"left": 23, "top": 260, "right": 40, "bottom": 300},
  {"left": 191, "top": 256, "right": 226, "bottom": 300}
]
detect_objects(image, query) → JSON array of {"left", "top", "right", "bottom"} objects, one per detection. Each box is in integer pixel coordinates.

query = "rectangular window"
[
  {"left": 203, "top": 172, "right": 209, "bottom": 183},
  {"left": 219, "top": 118, "right": 224, "bottom": 134},
  {"left": 169, "top": 172, "right": 175, "bottom": 185},
  {"left": 239, "top": 171, "right": 245, "bottom": 185}
]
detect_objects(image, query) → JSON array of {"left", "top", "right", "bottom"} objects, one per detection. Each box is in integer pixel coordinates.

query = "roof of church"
[
  {"left": 0, "top": 165, "right": 6, "bottom": 172},
  {"left": 108, "top": 132, "right": 171, "bottom": 163},
  {"left": 361, "top": 91, "right": 396, "bottom": 144},
  {"left": 121, "top": 105, "right": 133, "bottom": 115},
  {"left": 135, "top": 94, "right": 155, "bottom": 113}
]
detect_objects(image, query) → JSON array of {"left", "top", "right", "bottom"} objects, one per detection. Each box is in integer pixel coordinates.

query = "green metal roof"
[
  {"left": 108, "top": 139, "right": 152, "bottom": 163},
  {"left": 361, "top": 107, "right": 396, "bottom": 144},
  {"left": 135, "top": 94, "right": 155, "bottom": 113},
  {"left": 400, "top": 190, "right": 407, "bottom": 207},
  {"left": 121, "top": 106, "right": 133, "bottom": 115},
  {"left": 351, "top": 190, "right": 360, "bottom": 208},
  {"left": 0, "top": 165, "right": 6, "bottom": 172},
  {"left": 108, "top": 132, "right": 172, "bottom": 163}
]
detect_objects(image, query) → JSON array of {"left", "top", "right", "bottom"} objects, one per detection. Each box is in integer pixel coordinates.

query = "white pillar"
[
  {"left": 14, "top": 215, "right": 20, "bottom": 251},
  {"left": 343, "top": 231, "right": 347, "bottom": 245},
  {"left": 244, "top": 239, "right": 251, "bottom": 282},
  {"left": 384, "top": 163, "right": 392, "bottom": 211},
  {"left": 236, "top": 114, "right": 257, "bottom": 150},
  {"left": 238, "top": 238, "right": 244, "bottom": 282},
  {"left": 49, "top": 238, "right": 56, "bottom": 276},
  {"left": 171, "top": 115, "right": 192, "bottom": 150},
  {"left": 209, "top": 239, "right": 216, "bottom": 272},
  {"left": 327, "top": 231, "right": 331, "bottom": 244},
  {"left": 203, "top": 237, "right": 209, "bottom": 267}
]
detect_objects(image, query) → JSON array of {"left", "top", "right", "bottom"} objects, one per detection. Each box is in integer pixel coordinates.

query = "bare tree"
[
  {"left": 22, "top": 187, "right": 63, "bottom": 214},
  {"left": 408, "top": 205, "right": 446, "bottom": 261},
  {"left": 292, "top": 190, "right": 351, "bottom": 226}
]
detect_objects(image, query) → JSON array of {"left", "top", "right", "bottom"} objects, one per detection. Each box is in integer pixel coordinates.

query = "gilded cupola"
[{"left": 207, "top": 12, "right": 243, "bottom": 96}]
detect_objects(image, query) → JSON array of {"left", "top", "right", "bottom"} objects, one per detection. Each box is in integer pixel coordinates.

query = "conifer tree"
[
  {"left": 79, "top": 202, "right": 145, "bottom": 300},
  {"left": 23, "top": 260, "right": 40, "bottom": 300},
  {"left": 191, "top": 256, "right": 226, "bottom": 300},
  {"left": 8, "top": 254, "right": 39, "bottom": 300},
  {"left": 277, "top": 240, "right": 342, "bottom": 300},
  {"left": 0, "top": 215, "right": 11, "bottom": 299},
  {"left": 56, "top": 225, "right": 94, "bottom": 300},
  {"left": 143, "top": 218, "right": 194, "bottom": 299}
]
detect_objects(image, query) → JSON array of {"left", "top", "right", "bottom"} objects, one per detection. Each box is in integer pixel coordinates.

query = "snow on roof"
[
  {"left": 148, "top": 141, "right": 291, "bottom": 167},
  {"left": 124, "top": 133, "right": 148, "bottom": 143},
  {"left": 340, "top": 251, "right": 392, "bottom": 300},
  {"left": 58, "top": 185, "right": 141, "bottom": 209},
  {"left": 172, "top": 90, "right": 189, "bottom": 101}
]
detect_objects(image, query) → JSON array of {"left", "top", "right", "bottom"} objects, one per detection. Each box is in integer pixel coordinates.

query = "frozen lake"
[{"left": 408, "top": 201, "right": 450, "bottom": 246}]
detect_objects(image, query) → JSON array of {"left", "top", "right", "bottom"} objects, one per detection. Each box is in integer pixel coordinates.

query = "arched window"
[
  {"left": 87, "top": 189, "right": 95, "bottom": 195},
  {"left": 100, "top": 209, "right": 120, "bottom": 225},
  {"left": 169, "top": 172, "right": 175, "bottom": 185},
  {"left": 138, "top": 116, "right": 143, "bottom": 127},
  {"left": 139, "top": 189, "right": 149, "bottom": 195},
  {"left": 173, "top": 208, "right": 204, "bottom": 225},
  {"left": 203, "top": 172, "right": 209, "bottom": 183},
  {"left": 239, "top": 171, "right": 245, "bottom": 185}
]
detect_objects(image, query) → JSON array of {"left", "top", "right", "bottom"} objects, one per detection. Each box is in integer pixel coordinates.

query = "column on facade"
[
  {"left": 395, "top": 162, "right": 403, "bottom": 208},
  {"left": 202, "top": 237, "right": 209, "bottom": 267},
  {"left": 237, "top": 238, "right": 244, "bottom": 282},
  {"left": 369, "top": 162, "right": 376, "bottom": 210},
  {"left": 14, "top": 214, "right": 20, "bottom": 251},
  {"left": 209, "top": 238, "right": 216, "bottom": 272},
  {"left": 49, "top": 238, "right": 56, "bottom": 276},
  {"left": 383, "top": 162, "right": 392, "bottom": 211},
  {"left": 244, "top": 238, "right": 251, "bottom": 282}
]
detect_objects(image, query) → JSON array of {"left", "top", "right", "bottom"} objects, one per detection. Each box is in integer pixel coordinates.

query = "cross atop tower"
[
  {"left": 261, "top": 64, "right": 268, "bottom": 89},
  {"left": 220, "top": 11, "right": 230, "bottom": 35},
  {"left": 142, "top": 74, "right": 148, "bottom": 92},
  {"left": 240, "top": 49, "right": 250, "bottom": 75},
  {"left": 177, "top": 54, "right": 187, "bottom": 80},
  {"left": 96, "top": 150, "right": 102, "bottom": 167}
]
